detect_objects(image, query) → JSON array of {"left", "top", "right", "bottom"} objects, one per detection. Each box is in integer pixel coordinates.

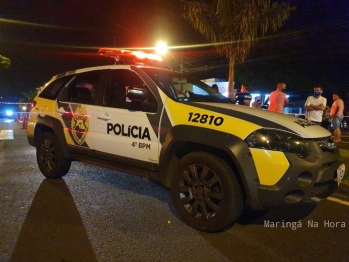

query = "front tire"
[
  {"left": 36, "top": 132, "right": 71, "bottom": 178},
  {"left": 170, "top": 152, "right": 243, "bottom": 232}
]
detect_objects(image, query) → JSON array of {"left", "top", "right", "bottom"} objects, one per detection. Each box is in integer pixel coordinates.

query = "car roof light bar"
[{"left": 98, "top": 48, "right": 162, "bottom": 62}]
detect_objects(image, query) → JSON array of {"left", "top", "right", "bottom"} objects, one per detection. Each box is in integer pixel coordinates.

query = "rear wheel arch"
[
  {"left": 33, "top": 116, "right": 55, "bottom": 145},
  {"left": 36, "top": 132, "right": 71, "bottom": 178},
  {"left": 34, "top": 117, "right": 71, "bottom": 159},
  {"left": 34, "top": 125, "right": 53, "bottom": 148}
]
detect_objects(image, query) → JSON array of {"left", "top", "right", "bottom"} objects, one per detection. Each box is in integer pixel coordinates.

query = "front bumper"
[{"left": 256, "top": 141, "right": 343, "bottom": 208}]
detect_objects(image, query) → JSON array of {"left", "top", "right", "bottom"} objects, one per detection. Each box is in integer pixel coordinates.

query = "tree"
[
  {"left": 0, "top": 55, "right": 11, "bottom": 69},
  {"left": 182, "top": 0, "right": 296, "bottom": 97},
  {"left": 19, "top": 89, "right": 37, "bottom": 106}
]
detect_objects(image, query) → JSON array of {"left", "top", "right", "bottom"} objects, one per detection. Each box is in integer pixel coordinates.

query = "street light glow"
[{"left": 156, "top": 41, "right": 168, "bottom": 55}]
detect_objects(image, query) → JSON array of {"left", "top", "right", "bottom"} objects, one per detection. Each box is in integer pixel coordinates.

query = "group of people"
[
  {"left": 303, "top": 86, "right": 344, "bottom": 143},
  {"left": 230, "top": 82, "right": 288, "bottom": 111},
  {"left": 229, "top": 82, "right": 289, "bottom": 111},
  {"left": 222, "top": 82, "right": 345, "bottom": 144}
]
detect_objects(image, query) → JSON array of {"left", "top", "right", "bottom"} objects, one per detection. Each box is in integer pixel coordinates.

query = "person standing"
[
  {"left": 252, "top": 96, "right": 262, "bottom": 108},
  {"left": 211, "top": 84, "right": 219, "bottom": 92},
  {"left": 330, "top": 93, "right": 345, "bottom": 143},
  {"left": 304, "top": 85, "right": 326, "bottom": 124},
  {"left": 268, "top": 82, "right": 289, "bottom": 113},
  {"left": 235, "top": 83, "right": 252, "bottom": 106}
]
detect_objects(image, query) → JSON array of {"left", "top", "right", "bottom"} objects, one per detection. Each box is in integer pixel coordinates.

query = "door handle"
[
  {"left": 97, "top": 113, "right": 111, "bottom": 121},
  {"left": 56, "top": 107, "right": 66, "bottom": 115}
]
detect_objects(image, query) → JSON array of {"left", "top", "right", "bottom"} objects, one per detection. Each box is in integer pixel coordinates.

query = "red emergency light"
[{"left": 98, "top": 48, "right": 163, "bottom": 63}]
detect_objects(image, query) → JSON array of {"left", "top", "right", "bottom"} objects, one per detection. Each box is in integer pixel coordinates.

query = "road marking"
[
  {"left": 0, "top": 130, "right": 14, "bottom": 140},
  {"left": 327, "top": 196, "right": 349, "bottom": 206}
]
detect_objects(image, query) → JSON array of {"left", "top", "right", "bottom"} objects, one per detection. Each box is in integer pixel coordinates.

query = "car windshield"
[{"left": 141, "top": 68, "right": 232, "bottom": 103}]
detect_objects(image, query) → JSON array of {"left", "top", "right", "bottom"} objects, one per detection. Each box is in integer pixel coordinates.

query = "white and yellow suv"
[{"left": 27, "top": 54, "right": 345, "bottom": 232}]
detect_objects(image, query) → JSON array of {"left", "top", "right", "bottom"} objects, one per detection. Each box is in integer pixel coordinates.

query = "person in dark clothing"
[
  {"left": 211, "top": 84, "right": 219, "bottom": 92},
  {"left": 235, "top": 84, "right": 252, "bottom": 106}
]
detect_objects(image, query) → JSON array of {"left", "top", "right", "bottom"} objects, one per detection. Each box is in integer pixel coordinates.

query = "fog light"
[
  {"left": 297, "top": 173, "right": 313, "bottom": 187},
  {"left": 284, "top": 191, "right": 304, "bottom": 204}
]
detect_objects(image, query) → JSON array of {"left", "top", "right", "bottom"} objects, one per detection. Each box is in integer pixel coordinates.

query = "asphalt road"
[{"left": 1, "top": 119, "right": 349, "bottom": 262}]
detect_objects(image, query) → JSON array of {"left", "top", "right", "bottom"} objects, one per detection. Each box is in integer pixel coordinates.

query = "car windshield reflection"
[{"left": 141, "top": 68, "right": 232, "bottom": 103}]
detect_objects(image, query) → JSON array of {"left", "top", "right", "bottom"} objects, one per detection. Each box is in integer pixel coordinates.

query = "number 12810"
[{"left": 188, "top": 112, "right": 224, "bottom": 126}]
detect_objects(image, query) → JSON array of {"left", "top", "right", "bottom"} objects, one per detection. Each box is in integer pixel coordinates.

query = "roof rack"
[{"left": 98, "top": 48, "right": 163, "bottom": 66}]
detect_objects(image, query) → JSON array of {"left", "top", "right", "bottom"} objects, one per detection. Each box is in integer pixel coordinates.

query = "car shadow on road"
[
  {"left": 74, "top": 162, "right": 172, "bottom": 204},
  {"left": 11, "top": 178, "right": 98, "bottom": 262},
  {"left": 237, "top": 203, "right": 317, "bottom": 226},
  {"left": 73, "top": 162, "right": 184, "bottom": 224}
]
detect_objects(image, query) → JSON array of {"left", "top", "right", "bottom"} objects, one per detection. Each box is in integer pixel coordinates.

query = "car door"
[
  {"left": 56, "top": 69, "right": 108, "bottom": 152},
  {"left": 93, "top": 69, "right": 160, "bottom": 169}
]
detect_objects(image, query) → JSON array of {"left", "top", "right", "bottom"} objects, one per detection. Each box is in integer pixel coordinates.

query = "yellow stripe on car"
[
  {"left": 164, "top": 95, "right": 260, "bottom": 139},
  {"left": 250, "top": 148, "right": 290, "bottom": 186}
]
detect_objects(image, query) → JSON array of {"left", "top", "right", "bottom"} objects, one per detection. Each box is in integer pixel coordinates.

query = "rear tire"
[
  {"left": 170, "top": 152, "right": 243, "bottom": 232},
  {"left": 36, "top": 132, "right": 71, "bottom": 178}
]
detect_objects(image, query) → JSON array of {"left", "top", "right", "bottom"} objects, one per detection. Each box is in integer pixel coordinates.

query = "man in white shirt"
[{"left": 304, "top": 86, "right": 327, "bottom": 125}]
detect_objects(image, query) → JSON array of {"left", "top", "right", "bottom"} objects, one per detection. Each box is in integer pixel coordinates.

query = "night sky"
[{"left": 1, "top": 0, "right": 348, "bottom": 101}]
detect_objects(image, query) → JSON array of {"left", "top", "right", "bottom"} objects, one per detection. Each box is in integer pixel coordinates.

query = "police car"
[{"left": 27, "top": 48, "right": 345, "bottom": 232}]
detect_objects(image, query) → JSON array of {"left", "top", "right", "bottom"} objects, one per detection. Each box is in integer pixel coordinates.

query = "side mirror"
[{"left": 126, "top": 86, "right": 148, "bottom": 102}]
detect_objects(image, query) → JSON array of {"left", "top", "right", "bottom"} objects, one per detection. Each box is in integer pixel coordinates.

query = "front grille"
[
  {"left": 303, "top": 181, "right": 338, "bottom": 204},
  {"left": 316, "top": 137, "right": 337, "bottom": 152}
]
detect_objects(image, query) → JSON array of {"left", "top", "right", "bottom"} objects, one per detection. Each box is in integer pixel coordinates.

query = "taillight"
[{"left": 29, "top": 100, "right": 36, "bottom": 111}]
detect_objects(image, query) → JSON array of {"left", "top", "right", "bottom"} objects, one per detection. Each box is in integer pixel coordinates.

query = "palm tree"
[
  {"left": 18, "top": 90, "right": 38, "bottom": 111},
  {"left": 182, "top": 0, "right": 296, "bottom": 97}
]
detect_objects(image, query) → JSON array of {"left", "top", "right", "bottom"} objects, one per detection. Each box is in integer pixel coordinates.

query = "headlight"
[{"left": 245, "top": 129, "right": 310, "bottom": 158}]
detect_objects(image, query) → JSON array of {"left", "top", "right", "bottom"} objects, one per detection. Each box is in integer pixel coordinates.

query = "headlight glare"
[
  {"left": 5, "top": 110, "right": 13, "bottom": 116},
  {"left": 245, "top": 129, "right": 310, "bottom": 158}
]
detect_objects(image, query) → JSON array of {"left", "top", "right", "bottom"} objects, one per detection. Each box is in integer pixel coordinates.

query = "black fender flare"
[
  {"left": 33, "top": 115, "right": 71, "bottom": 159},
  {"left": 158, "top": 125, "right": 263, "bottom": 210}
]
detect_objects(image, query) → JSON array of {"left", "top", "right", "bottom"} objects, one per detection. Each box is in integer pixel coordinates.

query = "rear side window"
[
  {"left": 64, "top": 70, "right": 105, "bottom": 105},
  {"left": 39, "top": 75, "right": 74, "bottom": 100},
  {"left": 105, "top": 69, "right": 158, "bottom": 112}
]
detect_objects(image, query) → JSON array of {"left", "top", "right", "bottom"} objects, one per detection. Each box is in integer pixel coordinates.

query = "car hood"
[{"left": 192, "top": 102, "right": 330, "bottom": 139}]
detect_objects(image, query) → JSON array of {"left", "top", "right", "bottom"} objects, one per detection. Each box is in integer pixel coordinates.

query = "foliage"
[
  {"left": 0, "top": 55, "right": 11, "bottom": 69},
  {"left": 181, "top": 0, "right": 296, "bottom": 95},
  {"left": 19, "top": 89, "right": 38, "bottom": 103}
]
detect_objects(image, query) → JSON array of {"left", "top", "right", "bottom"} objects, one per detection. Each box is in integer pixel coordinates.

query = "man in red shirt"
[
  {"left": 268, "top": 83, "right": 289, "bottom": 113},
  {"left": 330, "top": 93, "right": 345, "bottom": 143}
]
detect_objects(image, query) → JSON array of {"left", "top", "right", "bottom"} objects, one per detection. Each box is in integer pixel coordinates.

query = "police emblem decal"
[{"left": 71, "top": 105, "right": 89, "bottom": 145}]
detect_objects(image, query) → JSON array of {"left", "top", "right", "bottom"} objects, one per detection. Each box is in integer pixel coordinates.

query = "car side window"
[
  {"left": 64, "top": 70, "right": 104, "bottom": 105},
  {"left": 105, "top": 69, "right": 158, "bottom": 112},
  {"left": 39, "top": 75, "right": 74, "bottom": 100}
]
